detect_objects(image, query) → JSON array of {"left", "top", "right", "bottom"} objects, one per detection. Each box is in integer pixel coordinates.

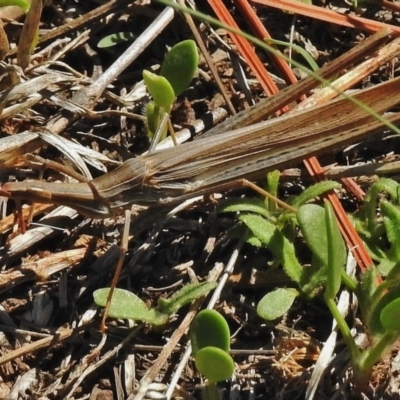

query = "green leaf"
[
  {"left": 381, "top": 297, "right": 400, "bottom": 333},
  {"left": 290, "top": 181, "right": 341, "bottom": 208},
  {"left": 0, "top": 0, "right": 30, "bottom": 12},
  {"left": 324, "top": 200, "right": 346, "bottom": 300},
  {"left": 353, "top": 216, "right": 389, "bottom": 262},
  {"left": 297, "top": 204, "right": 328, "bottom": 267},
  {"left": 385, "top": 261, "right": 400, "bottom": 285},
  {"left": 297, "top": 203, "right": 346, "bottom": 298},
  {"left": 190, "top": 309, "right": 230, "bottom": 356},
  {"left": 378, "top": 258, "right": 397, "bottom": 277},
  {"left": 367, "top": 286, "right": 400, "bottom": 337},
  {"left": 265, "top": 170, "right": 280, "bottom": 211},
  {"left": 240, "top": 214, "right": 303, "bottom": 284},
  {"left": 195, "top": 347, "right": 234, "bottom": 382},
  {"left": 257, "top": 288, "right": 299, "bottom": 320},
  {"left": 160, "top": 39, "right": 198, "bottom": 96},
  {"left": 93, "top": 288, "right": 168, "bottom": 326},
  {"left": 218, "top": 198, "right": 272, "bottom": 220},
  {"left": 357, "top": 264, "right": 379, "bottom": 322},
  {"left": 143, "top": 70, "right": 175, "bottom": 109},
  {"left": 97, "top": 32, "right": 136, "bottom": 48},
  {"left": 157, "top": 282, "right": 216, "bottom": 314},
  {"left": 381, "top": 200, "right": 400, "bottom": 262},
  {"left": 301, "top": 264, "right": 327, "bottom": 297},
  {"left": 363, "top": 179, "right": 400, "bottom": 233},
  {"left": 246, "top": 235, "right": 263, "bottom": 247}
]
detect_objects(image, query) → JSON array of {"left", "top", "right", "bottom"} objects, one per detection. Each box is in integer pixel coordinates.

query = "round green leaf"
[
  {"left": 160, "top": 39, "right": 198, "bottom": 96},
  {"left": 257, "top": 288, "right": 298, "bottom": 320},
  {"left": 143, "top": 70, "right": 175, "bottom": 109},
  {"left": 380, "top": 297, "right": 400, "bottom": 333},
  {"left": 190, "top": 309, "right": 230, "bottom": 356},
  {"left": 195, "top": 346, "right": 234, "bottom": 382}
]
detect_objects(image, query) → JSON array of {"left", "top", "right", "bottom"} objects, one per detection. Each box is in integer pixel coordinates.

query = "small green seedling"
[
  {"left": 96, "top": 37, "right": 198, "bottom": 140},
  {"left": 190, "top": 309, "right": 234, "bottom": 400},
  {"left": 221, "top": 171, "right": 400, "bottom": 388},
  {"left": 285, "top": 197, "right": 400, "bottom": 387},
  {"left": 94, "top": 281, "right": 216, "bottom": 326},
  {"left": 352, "top": 178, "right": 400, "bottom": 276},
  {"left": 143, "top": 39, "right": 198, "bottom": 139},
  {"left": 220, "top": 176, "right": 342, "bottom": 305},
  {"left": 254, "top": 199, "right": 347, "bottom": 321}
]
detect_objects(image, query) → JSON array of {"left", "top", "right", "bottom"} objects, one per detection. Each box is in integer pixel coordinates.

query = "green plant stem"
[
  {"left": 324, "top": 296, "right": 362, "bottom": 364},
  {"left": 371, "top": 279, "right": 392, "bottom": 304},
  {"left": 367, "top": 277, "right": 400, "bottom": 318},
  {"left": 341, "top": 271, "right": 358, "bottom": 292},
  {"left": 357, "top": 331, "right": 398, "bottom": 383},
  {"left": 264, "top": 38, "right": 319, "bottom": 71},
  {"left": 202, "top": 381, "right": 221, "bottom": 400}
]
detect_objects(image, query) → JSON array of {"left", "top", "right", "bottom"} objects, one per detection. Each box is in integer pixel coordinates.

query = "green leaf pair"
[
  {"left": 190, "top": 309, "right": 234, "bottom": 384},
  {"left": 143, "top": 39, "right": 198, "bottom": 139},
  {"left": 97, "top": 36, "right": 198, "bottom": 139}
]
